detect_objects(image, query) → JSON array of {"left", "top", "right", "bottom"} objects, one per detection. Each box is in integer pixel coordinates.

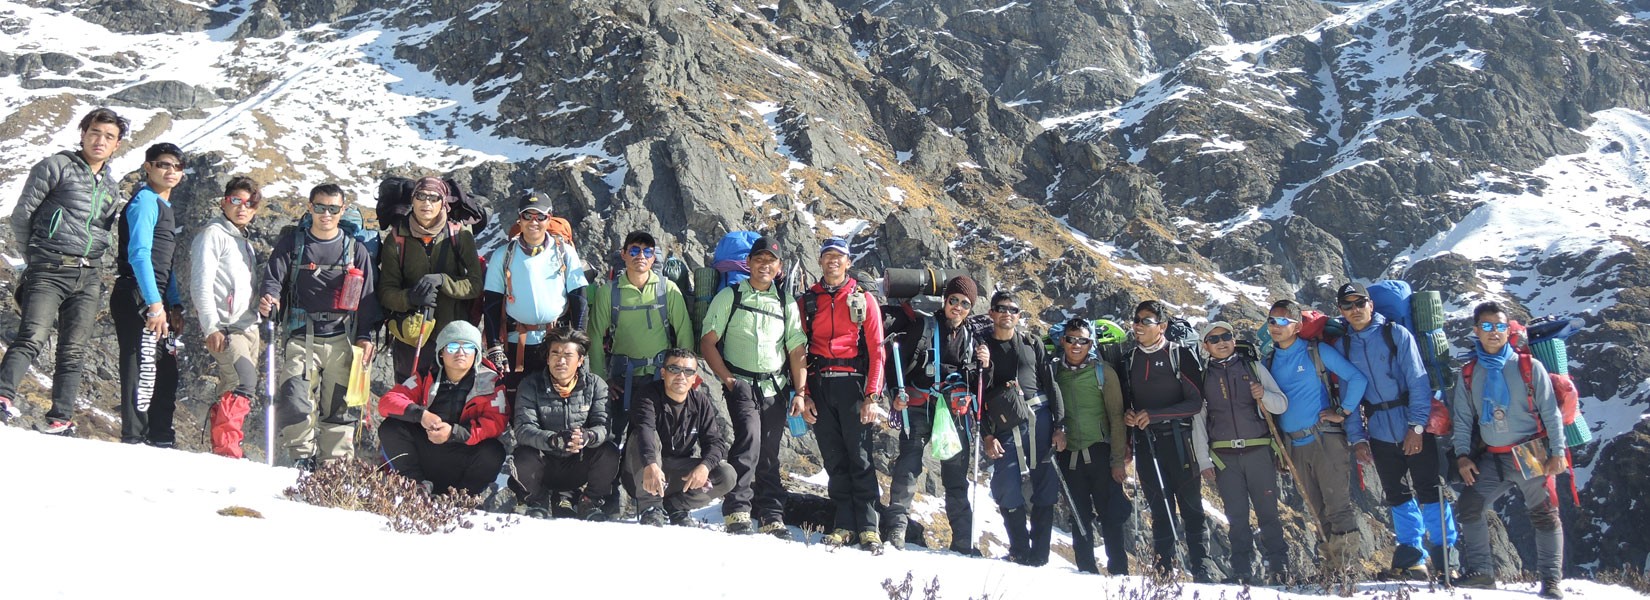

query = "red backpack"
[{"left": 1461, "top": 321, "right": 1586, "bottom": 503}]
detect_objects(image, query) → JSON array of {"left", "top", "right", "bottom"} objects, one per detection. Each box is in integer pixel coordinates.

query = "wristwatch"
[{"left": 1411, "top": 424, "right": 1424, "bottom": 435}]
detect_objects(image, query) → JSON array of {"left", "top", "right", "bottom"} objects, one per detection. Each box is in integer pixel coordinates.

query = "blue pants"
[{"left": 988, "top": 404, "right": 1058, "bottom": 510}]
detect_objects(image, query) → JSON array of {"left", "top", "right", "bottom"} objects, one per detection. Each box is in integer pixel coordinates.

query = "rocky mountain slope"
[{"left": 0, "top": 0, "right": 1646, "bottom": 578}]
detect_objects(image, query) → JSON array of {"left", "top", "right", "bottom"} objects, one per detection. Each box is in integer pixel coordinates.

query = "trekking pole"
[
  {"left": 264, "top": 319, "right": 278, "bottom": 467},
  {"left": 891, "top": 338, "right": 909, "bottom": 430},
  {"left": 1047, "top": 453, "right": 1088, "bottom": 538},
  {"left": 1436, "top": 426, "right": 1453, "bottom": 588},
  {"left": 968, "top": 368, "right": 985, "bottom": 554},
  {"left": 1264, "top": 413, "right": 1324, "bottom": 545},
  {"left": 1140, "top": 428, "right": 1183, "bottom": 570},
  {"left": 409, "top": 306, "right": 436, "bottom": 376}
]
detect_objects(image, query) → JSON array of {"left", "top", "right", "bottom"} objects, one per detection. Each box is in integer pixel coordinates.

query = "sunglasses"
[
  {"left": 224, "top": 195, "right": 259, "bottom": 208},
  {"left": 444, "top": 341, "right": 478, "bottom": 355},
  {"left": 991, "top": 305, "right": 1021, "bottom": 315},
  {"left": 148, "top": 160, "right": 184, "bottom": 172},
  {"left": 1062, "top": 336, "right": 1093, "bottom": 346},
  {"left": 1477, "top": 322, "right": 1510, "bottom": 333},
  {"left": 1338, "top": 298, "right": 1370, "bottom": 311},
  {"left": 519, "top": 210, "right": 550, "bottom": 223},
  {"left": 1268, "top": 316, "right": 1296, "bottom": 327},
  {"left": 311, "top": 203, "right": 344, "bottom": 215},
  {"left": 412, "top": 192, "right": 444, "bottom": 204},
  {"left": 663, "top": 364, "right": 697, "bottom": 377},
  {"left": 1133, "top": 317, "right": 1162, "bottom": 326},
  {"left": 946, "top": 296, "right": 972, "bottom": 309},
  {"left": 626, "top": 246, "right": 657, "bottom": 259},
  {"left": 1204, "top": 332, "right": 1235, "bottom": 344}
]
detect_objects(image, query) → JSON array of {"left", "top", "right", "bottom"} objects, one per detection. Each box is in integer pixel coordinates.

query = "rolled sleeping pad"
[
  {"left": 691, "top": 266, "right": 718, "bottom": 331},
  {"left": 1526, "top": 317, "right": 1585, "bottom": 345},
  {"left": 883, "top": 267, "right": 974, "bottom": 299},
  {"left": 1530, "top": 338, "right": 1569, "bottom": 376},
  {"left": 1411, "top": 290, "right": 1446, "bottom": 332},
  {"left": 1424, "top": 329, "right": 1455, "bottom": 390}
]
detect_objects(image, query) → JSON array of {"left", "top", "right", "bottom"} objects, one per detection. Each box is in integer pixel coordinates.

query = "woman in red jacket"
[{"left": 378, "top": 320, "right": 508, "bottom": 495}]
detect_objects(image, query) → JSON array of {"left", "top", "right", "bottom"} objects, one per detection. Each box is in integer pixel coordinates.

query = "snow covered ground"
[{"left": 3, "top": 427, "right": 1645, "bottom": 599}]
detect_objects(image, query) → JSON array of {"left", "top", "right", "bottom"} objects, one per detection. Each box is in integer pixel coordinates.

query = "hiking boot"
[
  {"left": 524, "top": 506, "right": 551, "bottom": 520},
  {"left": 724, "top": 511, "right": 754, "bottom": 535},
  {"left": 293, "top": 457, "right": 318, "bottom": 473},
  {"left": 759, "top": 519, "right": 794, "bottom": 541},
  {"left": 886, "top": 524, "right": 907, "bottom": 550},
  {"left": 670, "top": 510, "right": 697, "bottom": 527},
  {"left": 1539, "top": 577, "right": 1564, "bottom": 599},
  {"left": 39, "top": 418, "right": 75, "bottom": 436},
  {"left": 638, "top": 506, "right": 668, "bottom": 527},
  {"left": 147, "top": 440, "right": 176, "bottom": 450},
  {"left": 1455, "top": 571, "right": 1494, "bottom": 590},
  {"left": 822, "top": 528, "right": 855, "bottom": 547},
  {"left": 552, "top": 494, "right": 577, "bottom": 519},
  {"left": 859, "top": 531, "right": 884, "bottom": 554},
  {"left": 0, "top": 396, "right": 18, "bottom": 424},
  {"left": 579, "top": 497, "right": 608, "bottom": 522}
]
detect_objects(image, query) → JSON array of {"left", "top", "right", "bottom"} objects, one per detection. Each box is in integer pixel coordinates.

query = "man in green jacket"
[
  {"left": 378, "top": 177, "right": 484, "bottom": 381},
  {"left": 1053, "top": 317, "right": 1132, "bottom": 575}
]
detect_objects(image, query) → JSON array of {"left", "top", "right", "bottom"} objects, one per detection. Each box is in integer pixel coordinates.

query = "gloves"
[
  {"left": 410, "top": 274, "right": 442, "bottom": 307},
  {"left": 487, "top": 345, "right": 509, "bottom": 372}
]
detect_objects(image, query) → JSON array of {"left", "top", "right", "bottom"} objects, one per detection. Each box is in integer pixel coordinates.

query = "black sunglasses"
[
  {"left": 663, "top": 364, "right": 697, "bottom": 377},
  {"left": 519, "top": 210, "right": 550, "bottom": 222},
  {"left": 412, "top": 192, "right": 444, "bottom": 204},
  {"left": 991, "top": 305, "right": 1021, "bottom": 315},
  {"left": 1203, "top": 332, "right": 1235, "bottom": 344},
  {"left": 946, "top": 296, "right": 972, "bottom": 309},
  {"left": 310, "top": 203, "right": 344, "bottom": 215},
  {"left": 1133, "top": 317, "right": 1162, "bottom": 326},
  {"left": 1338, "top": 298, "right": 1370, "bottom": 311},
  {"left": 1062, "top": 336, "right": 1093, "bottom": 346}
]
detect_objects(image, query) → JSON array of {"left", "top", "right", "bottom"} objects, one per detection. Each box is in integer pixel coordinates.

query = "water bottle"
[
  {"left": 335, "top": 266, "right": 364, "bottom": 311},
  {"left": 787, "top": 414, "right": 808, "bottom": 437}
]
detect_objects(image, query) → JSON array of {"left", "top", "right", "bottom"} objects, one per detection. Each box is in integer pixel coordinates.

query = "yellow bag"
[
  {"left": 388, "top": 312, "right": 436, "bottom": 346},
  {"left": 345, "top": 346, "right": 371, "bottom": 408}
]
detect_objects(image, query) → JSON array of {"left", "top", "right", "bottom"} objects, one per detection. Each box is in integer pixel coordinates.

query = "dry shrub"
[
  {"left": 282, "top": 459, "right": 499, "bottom": 535},
  {"left": 881, "top": 571, "right": 984, "bottom": 600}
]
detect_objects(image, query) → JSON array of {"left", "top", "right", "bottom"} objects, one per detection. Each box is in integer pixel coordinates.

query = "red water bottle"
[{"left": 336, "top": 266, "right": 364, "bottom": 311}]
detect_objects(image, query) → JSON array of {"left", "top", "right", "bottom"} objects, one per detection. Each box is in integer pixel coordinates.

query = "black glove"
[
  {"left": 410, "top": 274, "right": 442, "bottom": 307},
  {"left": 545, "top": 430, "right": 567, "bottom": 453}
]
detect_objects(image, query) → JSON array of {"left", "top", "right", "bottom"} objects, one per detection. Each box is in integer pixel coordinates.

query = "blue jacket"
[
  {"left": 1267, "top": 339, "right": 1368, "bottom": 445},
  {"left": 1340, "top": 313, "right": 1432, "bottom": 443}
]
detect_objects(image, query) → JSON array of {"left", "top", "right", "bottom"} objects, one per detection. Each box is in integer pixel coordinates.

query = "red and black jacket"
[
  {"left": 379, "top": 365, "right": 509, "bottom": 445},
  {"left": 800, "top": 277, "right": 886, "bottom": 395}
]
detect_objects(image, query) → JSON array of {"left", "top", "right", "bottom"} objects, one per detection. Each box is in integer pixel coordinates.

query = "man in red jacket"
[
  {"left": 377, "top": 321, "right": 509, "bottom": 495},
  {"left": 797, "top": 237, "right": 887, "bottom": 551}
]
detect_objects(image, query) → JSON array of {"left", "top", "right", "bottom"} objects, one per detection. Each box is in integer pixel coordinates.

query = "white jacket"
[{"left": 190, "top": 215, "right": 259, "bottom": 334}]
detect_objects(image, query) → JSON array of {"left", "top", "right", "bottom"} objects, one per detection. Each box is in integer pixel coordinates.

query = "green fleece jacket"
[{"left": 1054, "top": 359, "right": 1128, "bottom": 468}]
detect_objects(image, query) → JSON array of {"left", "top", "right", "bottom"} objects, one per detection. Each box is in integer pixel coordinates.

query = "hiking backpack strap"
[{"left": 605, "top": 270, "right": 676, "bottom": 362}]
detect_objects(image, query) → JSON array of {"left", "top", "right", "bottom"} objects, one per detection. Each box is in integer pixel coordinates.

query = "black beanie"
[{"left": 942, "top": 276, "right": 978, "bottom": 303}]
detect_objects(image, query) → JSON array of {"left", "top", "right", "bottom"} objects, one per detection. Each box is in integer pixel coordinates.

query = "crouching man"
[{"left": 625, "top": 349, "right": 736, "bottom": 527}]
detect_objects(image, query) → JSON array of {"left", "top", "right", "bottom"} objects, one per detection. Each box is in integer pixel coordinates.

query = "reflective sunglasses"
[
  {"left": 1204, "top": 332, "right": 1235, "bottom": 344},
  {"left": 412, "top": 192, "right": 444, "bottom": 204},
  {"left": 519, "top": 210, "right": 551, "bottom": 223},
  {"left": 626, "top": 246, "right": 657, "bottom": 259},
  {"left": 224, "top": 195, "right": 259, "bottom": 208},
  {"left": 945, "top": 296, "right": 972, "bottom": 309},
  {"left": 1062, "top": 336, "right": 1093, "bottom": 346},
  {"left": 1133, "top": 317, "right": 1162, "bottom": 326},
  {"left": 663, "top": 364, "right": 697, "bottom": 377},
  {"left": 1477, "top": 322, "right": 1510, "bottom": 333},
  {"left": 444, "top": 341, "right": 478, "bottom": 355},
  {"left": 310, "top": 203, "right": 344, "bottom": 215},
  {"left": 1338, "top": 298, "right": 1370, "bottom": 311},
  {"left": 148, "top": 160, "right": 184, "bottom": 172},
  {"left": 1268, "top": 316, "right": 1297, "bottom": 327},
  {"left": 991, "top": 305, "right": 1021, "bottom": 315}
]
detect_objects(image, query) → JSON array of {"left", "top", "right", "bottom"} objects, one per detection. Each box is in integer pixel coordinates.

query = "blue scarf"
[{"left": 1475, "top": 342, "right": 1515, "bottom": 424}]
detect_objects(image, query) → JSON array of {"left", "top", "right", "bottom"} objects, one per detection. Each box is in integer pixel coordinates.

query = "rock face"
[{"left": 2, "top": 0, "right": 1649, "bottom": 577}]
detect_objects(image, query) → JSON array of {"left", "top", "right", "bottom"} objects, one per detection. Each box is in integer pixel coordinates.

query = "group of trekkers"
[{"left": 2, "top": 109, "right": 1574, "bottom": 597}]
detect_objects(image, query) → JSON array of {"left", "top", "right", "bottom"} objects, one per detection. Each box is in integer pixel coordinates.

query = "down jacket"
[{"left": 514, "top": 370, "right": 610, "bottom": 456}]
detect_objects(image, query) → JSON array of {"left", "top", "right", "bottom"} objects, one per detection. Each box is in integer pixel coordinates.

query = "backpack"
[
  {"left": 602, "top": 268, "right": 675, "bottom": 361},
  {"left": 375, "top": 176, "right": 490, "bottom": 232},
  {"left": 1367, "top": 280, "right": 1455, "bottom": 395},
  {"left": 690, "top": 231, "right": 764, "bottom": 337},
  {"left": 277, "top": 213, "right": 372, "bottom": 333},
  {"left": 1461, "top": 323, "right": 1588, "bottom": 503},
  {"left": 1165, "top": 316, "right": 1198, "bottom": 349}
]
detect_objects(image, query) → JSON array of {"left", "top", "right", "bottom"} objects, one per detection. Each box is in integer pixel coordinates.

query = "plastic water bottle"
[{"left": 787, "top": 414, "right": 807, "bottom": 437}]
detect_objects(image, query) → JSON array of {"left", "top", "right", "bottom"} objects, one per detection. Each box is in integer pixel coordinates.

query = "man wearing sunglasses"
[
  {"left": 979, "top": 291, "right": 1065, "bottom": 566},
  {"left": 796, "top": 237, "right": 887, "bottom": 551},
  {"left": 377, "top": 321, "right": 509, "bottom": 496},
  {"left": 483, "top": 193, "right": 587, "bottom": 379},
  {"left": 885, "top": 275, "right": 989, "bottom": 555},
  {"left": 112, "top": 143, "right": 188, "bottom": 448},
  {"left": 378, "top": 177, "right": 484, "bottom": 382},
  {"left": 1194, "top": 321, "right": 1288, "bottom": 584},
  {"left": 1263, "top": 299, "right": 1369, "bottom": 576},
  {"left": 1, "top": 108, "right": 128, "bottom": 433},
  {"left": 588, "top": 231, "right": 692, "bottom": 444},
  {"left": 1119, "top": 300, "right": 1210, "bottom": 581},
  {"left": 193, "top": 176, "right": 265, "bottom": 458},
  {"left": 512, "top": 328, "right": 616, "bottom": 520},
  {"left": 624, "top": 349, "right": 736, "bottom": 526},
  {"left": 259, "top": 184, "right": 380, "bottom": 469},
  {"left": 1450, "top": 302, "right": 1565, "bottom": 598},
  {"left": 1052, "top": 317, "right": 1130, "bottom": 575},
  {"left": 1335, "top": 282, "right": 1450, "bottom": 580}
]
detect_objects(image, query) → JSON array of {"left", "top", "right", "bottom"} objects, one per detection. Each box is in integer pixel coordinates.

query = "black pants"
[
  {"left": 887, "top": 402, "right": 975, "bottom": 553},
  {"left": 112, "top": 279, "right": 178, "bottom": 445},
  {"left": 1212, "top": 446, "right": 1288, "bottom": 578},
  {"left": 0, "top": 263, "right": 101, "bottom": 421},
  {"left": 723, "top": 379, "right": 789, "bottom": 522},
  {"left": 379, "top": 419, "right": 506, "bottom": 495},
  {"left": 1060, "top": 442, "right": 1132, "bottom": 575},
  {"left": 513, "top": 443, "right": 621, "bottom": 506},
  {"left": 622, "top": 431, "right": 737, "bottom": 513},
  {"left": 812, "top": 373, "right": 879, "bottom": 533},
  {"left": 1136, "top": 425, "right": 1209, "bottom": 576},
  {"left": 1370, "top": 434, "right": 1444, "bottom": 506}
]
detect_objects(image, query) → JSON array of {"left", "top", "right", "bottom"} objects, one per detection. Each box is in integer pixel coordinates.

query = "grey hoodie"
[{"left": 189, "top": 214, "right": 260, "bottom": 334}]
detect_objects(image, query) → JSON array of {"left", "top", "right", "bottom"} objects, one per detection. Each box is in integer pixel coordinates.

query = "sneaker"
[
  {"left": 38, "top": 418, "right": 75, "bottom": 436},
  {"left": 1456, "top": 571, "right": 1495, "bottom": 590},
  {"left": 1539, "top": 577, "right": 1564, "bottom": 599},
  {"left": 579, "top": 497, "right": 608, "bottom": 522},
  {"left": 638, "top": 506, "right": 668, "bottom": 527},
  {"left": 759, "top": 519, "right": 794, "bottom": 540},
  {"left": 859, "top": 531, "right": 884, "bottom": 554},
  {"left": 724, "top": 511, "right": 754, "bottom": 535},
  {"left": 822, "top": 528, "right": 855, "bottom": 547},
  {"left": 670, "top": 510, "right": 696, "bottom": 527}
]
